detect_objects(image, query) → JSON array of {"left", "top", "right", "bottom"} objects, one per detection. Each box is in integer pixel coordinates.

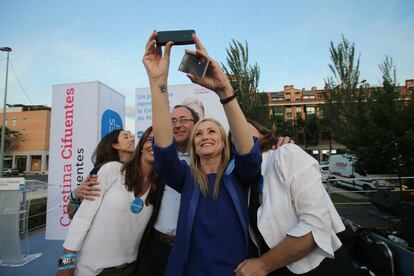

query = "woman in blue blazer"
[{"left": 142, "top": 31, "right": 261, "bottom": 275}]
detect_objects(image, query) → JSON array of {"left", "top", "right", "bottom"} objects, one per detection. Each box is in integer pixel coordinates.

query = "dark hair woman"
[
  {"left": 67, "top": 129, "right": 135, "bottom": 218},
  {"left": 58, "top": 126, "right": 163, "bottom": 276}
]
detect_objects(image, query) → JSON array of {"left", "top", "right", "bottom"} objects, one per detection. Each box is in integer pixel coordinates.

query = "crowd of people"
[{"left": 56, "top": 32, "right": 357, "bottom": 276}]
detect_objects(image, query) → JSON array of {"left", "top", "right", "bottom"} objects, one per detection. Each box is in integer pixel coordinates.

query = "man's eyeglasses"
[{"left": 171, "top": 117, "right": 194, "bottom": 126}]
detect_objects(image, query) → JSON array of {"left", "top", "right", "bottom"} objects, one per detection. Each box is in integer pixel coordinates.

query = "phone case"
[
  {"left": 156, "top": 30, "right": 195, "bottom": 46},
  {"left": 178, "top": 54, "right": 209, "bottom": 78}
]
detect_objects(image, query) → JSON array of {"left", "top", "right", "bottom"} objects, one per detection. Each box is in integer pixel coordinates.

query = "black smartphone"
[
  {"left": 156, "top": 30, "right": 195, "bottom": 46},
  {"left": 178, "top": 53, "right": 209, "bottom": 78}
]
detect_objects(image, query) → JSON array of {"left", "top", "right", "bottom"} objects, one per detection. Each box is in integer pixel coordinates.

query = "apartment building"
[
  {"left": 266, "top": 79, "right": 414, "bottom": 160},
  {"left": 0, "top": 104, "right": 51, "bottom": 174}
]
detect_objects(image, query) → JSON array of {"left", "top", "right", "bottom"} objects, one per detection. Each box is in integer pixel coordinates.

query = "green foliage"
[
  {"left": 327, "top": 35, "right": 361, "bottom": 91},
  {"left": 270, "top": 113, "right": 296, "bottom": 137},
  {"left": 323, "top": 39, "right": 413, "bottom": 175},
  {"left": 222, "top": 40, "right": 270, "bottom": 128},
  {"left": 0, "top": 127, "right": 21, "bottom": 152},
  {"left": 299, "top": 114, "right": 320, "bottom": 146}
]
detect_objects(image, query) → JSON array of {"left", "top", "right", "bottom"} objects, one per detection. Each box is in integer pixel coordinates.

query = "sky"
[{"left": 1, "top": 0, "right": 413, "bottom": 131}]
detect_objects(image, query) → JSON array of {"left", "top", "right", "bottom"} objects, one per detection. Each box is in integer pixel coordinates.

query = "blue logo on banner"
[
  {"left": 101, "top": 109, "right": 123, "bottom": 137},
  {"left": 136, "top": 131, "right": 144, "bottom": 138}
]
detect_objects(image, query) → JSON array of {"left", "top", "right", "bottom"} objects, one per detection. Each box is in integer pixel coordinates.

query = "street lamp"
[{"left": 0, "top": 47, "right": 12, "bottom": 176}]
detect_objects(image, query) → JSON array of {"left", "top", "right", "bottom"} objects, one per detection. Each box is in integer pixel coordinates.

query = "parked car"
[
  {"left": 2, "top": 167, "right": 20, "bottom": 177},
  {"left": 319, "top": 164, "right": 329, "bottom": 183},
  {"left": 328, "top": 154, "right": 396, "bottom": 191}
]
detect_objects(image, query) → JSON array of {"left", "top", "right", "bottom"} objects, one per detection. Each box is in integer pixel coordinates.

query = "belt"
[
  {"left": 99, "top": 261, "right": 135, "bottom": 275},
  {"left": 153, "top": 229, "right": 175, "bottom": 246}
]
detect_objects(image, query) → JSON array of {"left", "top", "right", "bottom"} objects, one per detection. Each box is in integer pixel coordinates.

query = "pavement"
[
  {"left": 325, "top": 183, "right": 369, "bottom": 200},
  {"left": 0, "top": 229, "right": 63, "bottom": 276}
]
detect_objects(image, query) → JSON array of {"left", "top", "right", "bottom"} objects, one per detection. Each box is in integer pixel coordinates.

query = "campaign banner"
[
  {"left": 135, "top": 83, "right": 229, "bottom": 138},
  {"left": 46, "top": 81, "right": 125, "bottom": 240}
]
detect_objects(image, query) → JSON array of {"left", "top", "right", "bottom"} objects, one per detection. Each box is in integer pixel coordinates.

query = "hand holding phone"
[
  {"left": 156, "top": 30, "right": 195, "bottom": 46},
  {"left": 178, "top": 54, "right": 209, "bottom": 78}
]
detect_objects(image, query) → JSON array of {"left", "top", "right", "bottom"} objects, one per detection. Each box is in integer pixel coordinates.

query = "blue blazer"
[{"left": 153, "top": 139, "right": 261, "bottom": 275}]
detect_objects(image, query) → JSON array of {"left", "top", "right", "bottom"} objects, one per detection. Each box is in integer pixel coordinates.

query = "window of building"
[
  {"left": 272, "top": 106, "right": 284, "bottom": 116},
  {"left": 286, "top": 112, "right": 292, "bottom": 119},
  {"left": 16, "top": 156, "right": 27, "bottom": 172},
  {"left": 11, "top": 118, "right": 17, "bottom": 126},
  {"left": 284, "top": 93, "right": 291, "bottom": 100},
  {"left": 306, "top": 106, "right": 316, "bottom": 114},
  {"left": 31, "top": 155, "right": 42, "bottom": 171}
]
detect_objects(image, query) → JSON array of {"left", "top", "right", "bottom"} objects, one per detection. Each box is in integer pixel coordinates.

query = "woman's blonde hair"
[{"left": 188, "top": 118, "right": 231, "bottom": 199}]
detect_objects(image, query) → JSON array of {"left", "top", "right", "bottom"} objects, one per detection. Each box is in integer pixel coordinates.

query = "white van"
[{"left": 328, "top": 154, "right": 394, "bottom": 191}]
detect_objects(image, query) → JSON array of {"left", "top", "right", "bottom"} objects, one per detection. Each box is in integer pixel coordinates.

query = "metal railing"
[{"left": 324, "top": 175, "right": 414, "bottom": 206}]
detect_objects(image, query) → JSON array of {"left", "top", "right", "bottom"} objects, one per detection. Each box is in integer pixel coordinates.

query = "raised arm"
[
  {"left": 186, "top": 34, "right": 252, "bottom": 154},
  {"left": 142, "top": 31, "right": 174, "bottom": 147}
]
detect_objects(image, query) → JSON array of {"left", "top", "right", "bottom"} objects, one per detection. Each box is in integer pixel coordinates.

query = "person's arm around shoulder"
[
  {"left": 74, "top": 174, "right": 100, "bottom": 200},
  {"left": 235, "top": 232, "right": 315, "bottom": 276},
  {"left": 235, "top": 145, "right": 321, "bottom": 275}
]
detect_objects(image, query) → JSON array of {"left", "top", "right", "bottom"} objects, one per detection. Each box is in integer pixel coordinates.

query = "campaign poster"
[
  {"left": 46, "top": 81, "right": 125, "bottom": 240},
  {"left": 135, "top": 83, "right": 229, "bottom": 139}
]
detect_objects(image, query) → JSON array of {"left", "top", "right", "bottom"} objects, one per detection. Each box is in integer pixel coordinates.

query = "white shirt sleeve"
[
  {"left": 278, "top": 145, "right": 336, "bottom": 258},
  {"left": 63, "top": 162, "right": 120, "bottom": 251}
]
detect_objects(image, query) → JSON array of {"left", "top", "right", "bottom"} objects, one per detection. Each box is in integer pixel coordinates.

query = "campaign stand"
[{"left": 0, "top": 178, "right": 42, "bottom": 267}]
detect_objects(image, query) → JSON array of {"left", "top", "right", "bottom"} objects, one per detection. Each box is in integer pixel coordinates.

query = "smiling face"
[
  {"left": 113, "top": 130, "right": 135, "bottom": 154},
  {"left": 193, "top": 120, "right": 225, "bottom": 159},
  {"left": 141, "top": 131, "right": 154, "bottom": 163},
  {"left": 171, "top": 107, "right": 196, "bottom": 150}
]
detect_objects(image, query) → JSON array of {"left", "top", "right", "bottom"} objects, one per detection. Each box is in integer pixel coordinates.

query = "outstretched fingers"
[
  {"left": 163, "top": 41, "right": 174, "bottom": 61},
  {"left": 193, "top": 34, "right": 207, "bottom": 53}
]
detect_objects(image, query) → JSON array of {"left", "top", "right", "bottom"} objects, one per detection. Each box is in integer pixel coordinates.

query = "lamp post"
[{"left": 0, "top": 47, "right": 12, "bottom": 176}]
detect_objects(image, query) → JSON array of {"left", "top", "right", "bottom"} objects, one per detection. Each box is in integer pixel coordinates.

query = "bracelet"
[
  {"left": 220, "top": 93, "right": 237, "bottom": 105},
  {"left": 58, "top": 253, "right": 77, "bottom": 270},
  {"left": 62, "top": 253, "right": 77, "bottom": 258},
  {"left": 71, "top": 190, "right": 79, "bottom": 200},
  {"left": 58, "top": 264, "right": 76, "bottom": 271}
]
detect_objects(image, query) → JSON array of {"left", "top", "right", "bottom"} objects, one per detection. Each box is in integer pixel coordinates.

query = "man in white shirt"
[{"left": 135, "top": 104, "right": 199, "bottom": 275}]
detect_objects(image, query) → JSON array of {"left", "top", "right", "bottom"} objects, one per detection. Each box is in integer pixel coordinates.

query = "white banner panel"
[
  {"left": 46, "top": 81, "right": 125, "bottom": 240},
  {"left": 135, "top": 83, "right": 228, "bottom": 138}
]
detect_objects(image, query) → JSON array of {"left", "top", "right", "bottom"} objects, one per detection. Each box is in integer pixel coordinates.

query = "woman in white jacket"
[{"left": 235, "top": 120, "right": 357, "bottom": 276}]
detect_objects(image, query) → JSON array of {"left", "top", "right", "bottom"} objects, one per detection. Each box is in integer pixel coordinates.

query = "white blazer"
[{"left": 256, "top": 144, "right": 345, "bottom": 274}]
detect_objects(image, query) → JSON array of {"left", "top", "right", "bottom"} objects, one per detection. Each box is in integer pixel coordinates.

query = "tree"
[
  {"left": 222, "top": 40, "right": 270, "bottom": 128},
  {"left": 296, "top": 114, "right": 320, "bottom": 147},
  {"left": 323, "top": 42, "right": 413, "bottom": 175},
  {"left": 322, "top": 35, "right": 366, "bottom": 148},
  {"left": 0, "top": 127, "right": 21, "bottom": 153}
]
